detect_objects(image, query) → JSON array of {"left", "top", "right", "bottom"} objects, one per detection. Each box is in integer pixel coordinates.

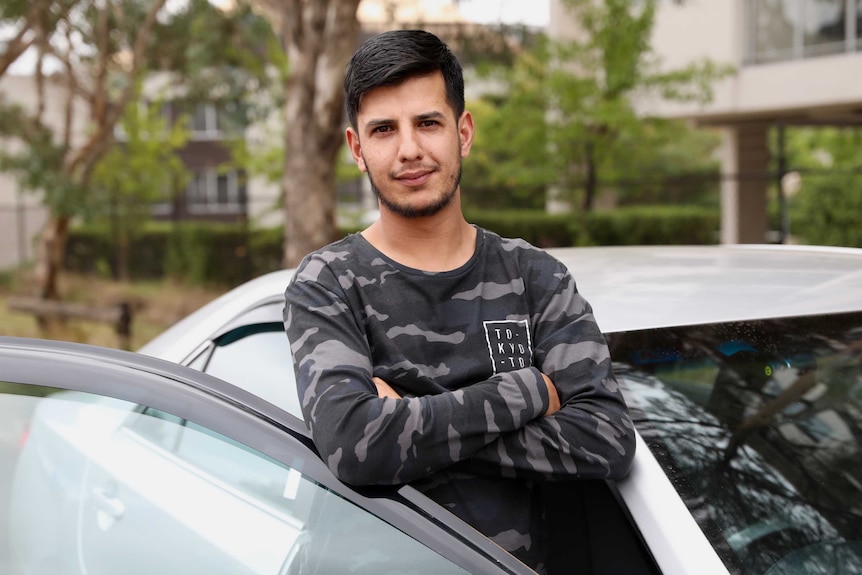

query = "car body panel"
[{"left": 614, "top": 433, "right": 729, "bottom": 575}]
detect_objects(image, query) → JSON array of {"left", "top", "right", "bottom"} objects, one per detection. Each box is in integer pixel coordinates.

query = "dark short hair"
[{"left": 344, "top": 29, "right": 465, "bottom": 129}]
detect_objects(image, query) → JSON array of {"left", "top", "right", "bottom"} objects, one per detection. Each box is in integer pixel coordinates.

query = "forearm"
[
  {"left": 298, "top": 355, "right": 551, "bottom": 485},
  {"left": 459, "top": 388, "right": 635, "bottom": 481},
  {"left": 462, "top": 336, "right": 636, "bottom": 481}
]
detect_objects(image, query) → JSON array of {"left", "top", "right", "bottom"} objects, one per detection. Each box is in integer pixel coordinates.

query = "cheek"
[{"left": 360, "top": 147, "right": 390, "bottom": 172}]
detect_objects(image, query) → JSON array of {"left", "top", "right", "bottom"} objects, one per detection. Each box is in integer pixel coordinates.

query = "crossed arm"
[
  {"left": 374, "top": 375, "right": 561, "bottom": 416},
  {"left": 286, "top": 265, "right": 634, "bottom": 487}
]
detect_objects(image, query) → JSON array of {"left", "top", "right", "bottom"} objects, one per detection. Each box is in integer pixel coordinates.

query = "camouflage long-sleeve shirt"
[{"left": 284, "top": 227, "right": 635, "bottom": 572}]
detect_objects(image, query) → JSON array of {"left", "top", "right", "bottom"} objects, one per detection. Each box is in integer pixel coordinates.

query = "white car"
[{"left": 4, "top": 243, "right": 862, "bottom": 574}]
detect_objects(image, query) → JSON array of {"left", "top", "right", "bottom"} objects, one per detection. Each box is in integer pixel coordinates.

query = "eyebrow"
[{"left": 364, "top": 111, "right": 447, "bottom": 131}]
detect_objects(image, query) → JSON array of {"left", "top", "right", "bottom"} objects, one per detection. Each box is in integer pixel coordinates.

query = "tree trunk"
[
  {"left": 280, "top": 0, "right": 361, "bottom": 268},
  {"left": 34, "top": 214, "right": 70, "bottom": 335}
]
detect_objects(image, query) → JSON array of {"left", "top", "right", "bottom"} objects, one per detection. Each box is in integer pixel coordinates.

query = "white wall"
[{"left": 646, "top": 0, "right": 862, "bottom": 124}]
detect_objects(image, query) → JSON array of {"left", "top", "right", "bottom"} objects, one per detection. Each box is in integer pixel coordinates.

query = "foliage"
[
  {"left": 603, "top": 120, "right": 722, "bottom": 207},
  {"left": 0, "top": 103, "right": 85, "bottom": 216},
  {"left": 465, "top": 0, "right": 732, "bottom": 214},
  {"left": 550, "top": 0, "right": 733, "bottom": 211},
  {"left": 585, "top": 205, "right": 719, "bottom": 246},
  {"left": 88, "top": 95, "right": 190, "bottom": 278},
  {"left": 65, "top": 220, "right": 270, "bottom": 287},
  {"left": 462, "top": 38, "right": 554, "bottom": 212},
  {"left": 0, "top": 0, "right": 282, "bottom": 299},
  {"left": 155, "top": 1, "right": 287, "bottom": 230},
  {"left": 465, "top": 209, "right": 574, "bottom": 247},
  {"left": 785, "top": 127, "right": 862, "bottom": 247}
]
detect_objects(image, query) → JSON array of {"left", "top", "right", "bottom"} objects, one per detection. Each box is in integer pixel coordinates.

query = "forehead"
[{"left": 357, "top": 72, "right": 451, "bottom": 119}]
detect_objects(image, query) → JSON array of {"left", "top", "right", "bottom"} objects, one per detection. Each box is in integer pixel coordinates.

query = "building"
[{"left": 549, "top": 0, "right": 862, "bottom": 244}]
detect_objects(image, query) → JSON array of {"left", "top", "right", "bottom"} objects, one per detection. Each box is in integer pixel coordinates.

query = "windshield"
[{"left": 609, "top": 311, "right": 862, "bottom": 575}]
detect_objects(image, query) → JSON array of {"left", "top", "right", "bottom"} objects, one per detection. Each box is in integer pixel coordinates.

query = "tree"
[
  {"left": 462, "top": 2, "right": 728, "bottom": 215},
  {"left": 547, "top": 0, "right": 731, "bottom": 211},
  {"left": 251, "top": 0, "right": 362, "bottom": 268},
  {"left": 0, "top": 0, "right": 169, "bottom": 300},
  {"left": 89, "top": 96, "right": 190, "bottom": 280},
  {"left": 0, "top": 0, "right": 279, "bottom": 302},
  {"left": 462, "top": 36, "right": 554, "bottom": 212}
]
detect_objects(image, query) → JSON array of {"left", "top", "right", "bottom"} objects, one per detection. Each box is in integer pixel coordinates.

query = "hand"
[
  {"left": 541, "top": 373, "right": 561, "bottom": 416},
  {"left": 373, "top": 377, "right": 402, "bottom": 399}
]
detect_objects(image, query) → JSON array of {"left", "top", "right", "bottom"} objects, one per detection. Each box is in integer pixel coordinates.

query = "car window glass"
[
  {"left": 128, "top": 406, "right": 183, "bottom": 450},
  {"left": 202, "top": 325, "right": 302, "bottom": 419},
  {"left": 610, "top": 311, "right": 862, "bottom": 575},
  {"left": 2, "top": 384, "right": 470, "bottom": 575}
]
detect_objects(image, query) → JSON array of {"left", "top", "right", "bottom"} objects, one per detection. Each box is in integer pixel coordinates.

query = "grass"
[{"left": 0, "top": 269, "right": 223, "bottom": 350}]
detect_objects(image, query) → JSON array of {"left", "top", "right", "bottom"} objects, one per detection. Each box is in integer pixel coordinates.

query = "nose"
[{"left": 397, "top": 128, "right": 423, "bottom": 162}]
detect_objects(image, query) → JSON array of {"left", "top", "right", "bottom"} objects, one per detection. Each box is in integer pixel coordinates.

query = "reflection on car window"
[
  {"left": 610, "top": 312, "right": 862, "bottom": 575},
  {"left": 3, "top": 389, "right": 468, "bottom": 575},
  {"left": 129, "top": 406, "right": 182, "bottom": 450},
  {"left": 202, "top": 325, "right": 302, "bottom": 419}
]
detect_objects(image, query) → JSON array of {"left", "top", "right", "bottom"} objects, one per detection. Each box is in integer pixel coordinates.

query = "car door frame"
[{"left": 0, "top": 336, "right": 532, "bottom": 575}]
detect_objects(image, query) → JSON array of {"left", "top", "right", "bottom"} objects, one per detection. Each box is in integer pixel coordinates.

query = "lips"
[{"left": 395, "top": 168, "right": 434, "bottom": 187}]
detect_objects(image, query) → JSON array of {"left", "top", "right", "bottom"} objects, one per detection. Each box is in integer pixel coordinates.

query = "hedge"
[
  {"left": 65, "top": 206, "right": 720, "bottom": 286},
  {"left": 585, "top": 205, "right": 720, "bottom": 246}
]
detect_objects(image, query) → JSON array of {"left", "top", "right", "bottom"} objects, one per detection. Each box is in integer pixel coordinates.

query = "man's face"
[{"left": 346, "top": 71, "right": 474, "bottom": 219}]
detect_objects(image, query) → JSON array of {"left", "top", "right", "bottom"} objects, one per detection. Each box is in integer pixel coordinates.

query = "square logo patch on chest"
[{"left": 484, "top": 320, "right": 533, "bottom": 374}]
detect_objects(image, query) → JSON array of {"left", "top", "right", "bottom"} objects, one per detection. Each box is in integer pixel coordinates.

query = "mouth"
[{"left": 395, "top": 169, "right": 434, "bottom": 187}]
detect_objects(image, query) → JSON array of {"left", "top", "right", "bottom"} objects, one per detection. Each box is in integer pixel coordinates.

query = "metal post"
[{"left": 776, "top": 124, "right": 789, "bottom": 244}]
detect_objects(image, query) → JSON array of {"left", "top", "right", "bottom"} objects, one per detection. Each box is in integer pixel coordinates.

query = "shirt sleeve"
[
  {"left": 459, "top": 262, "right": 636, "bottom": 482},
  {"left": 284, "top": 255, "right": 552, "bottom": 486}
]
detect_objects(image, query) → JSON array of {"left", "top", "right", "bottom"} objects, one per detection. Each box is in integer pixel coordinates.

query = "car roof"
[
  {"left": 550, "top": 244, "right": 862, "bottom": 333},
  {"left": 140, "top": 243, "right": 862, "bottom": 362}
]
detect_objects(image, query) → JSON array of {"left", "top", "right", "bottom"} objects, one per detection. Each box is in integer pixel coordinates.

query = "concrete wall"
[{"left": 647, "top": 0, "right": 862, "bottom": 124}]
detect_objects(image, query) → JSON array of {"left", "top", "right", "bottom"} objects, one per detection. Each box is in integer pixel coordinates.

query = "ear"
[
  {"left": 458, "top": 110, "right": 475, "bottom": 159},
  {"left": 346, "top": 127, "right": 367, "bottom": 172}
]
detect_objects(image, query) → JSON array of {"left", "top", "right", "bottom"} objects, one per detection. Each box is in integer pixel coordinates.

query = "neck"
[{"left": 362, "top": 204, "right": 477, "bottom": 272}]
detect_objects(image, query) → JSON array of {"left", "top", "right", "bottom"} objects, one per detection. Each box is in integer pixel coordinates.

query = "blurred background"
[{"left": 1, "top": 0, "right": 860, "bottom": 347}]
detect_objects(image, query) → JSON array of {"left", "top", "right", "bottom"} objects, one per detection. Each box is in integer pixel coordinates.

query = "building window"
[
  {"left": 187, "top": 102, "right": 242, "bottom": 140},
  {"left": 186, "top": 169, "right": 246, "bottom": 215},
  {"left": 804, "top": 0, "right": 847, "bottom": 55},
  {"left": 747, "top": 0, "right": 860, "bottom": 64},
  {"left": 750, "top": 0, "right": 797, "bottom": 63},
  {"left": 190, "top": 104, "right": 220, "bottom": 138}
]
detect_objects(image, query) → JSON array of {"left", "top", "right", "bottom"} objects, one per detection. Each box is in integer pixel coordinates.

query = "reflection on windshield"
[{"left": 609, "top": 312, "right": 862, "bottom": 575}]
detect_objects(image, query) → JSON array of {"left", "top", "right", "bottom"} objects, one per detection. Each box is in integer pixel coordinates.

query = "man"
[{"left": 284, "top": 29, "right": 635, "bottom": 574}]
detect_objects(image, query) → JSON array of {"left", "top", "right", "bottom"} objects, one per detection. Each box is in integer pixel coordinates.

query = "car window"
[
  {"left": 609, "top": 311, "right": 862, "bottom": 575},
  {"left": 1, "top": 383, "right": 470, "bottom": 575},
  {"left": 195, "top": 324, "right": 302, "bottom": 419},
  {"left": 129, "top": 407, "right": 311, "bottom": 517}
]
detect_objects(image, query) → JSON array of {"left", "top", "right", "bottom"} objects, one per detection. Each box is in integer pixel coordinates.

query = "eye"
[
  {"left": 419, "top": 120, "right": 439, "bottom": 128},
  {"left": 372, "top": 125, "right": 393, "bottom": 134}
]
